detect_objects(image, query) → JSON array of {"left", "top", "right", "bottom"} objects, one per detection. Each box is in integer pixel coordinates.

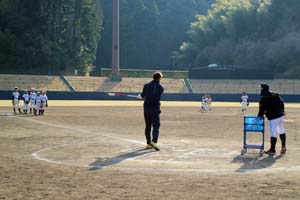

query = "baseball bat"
[{"left": 107, "top": 92, "right": 139, "bottom": 98}]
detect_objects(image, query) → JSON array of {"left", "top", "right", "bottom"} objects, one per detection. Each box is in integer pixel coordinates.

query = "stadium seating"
[
  {"left": 0, "top": 74, "right": 68, "bottom": 91},
  {"left": 1, "top": 74, "right": 299, "bottom": 94},
  {"left": 64, "top": 76, "right": 186, "bottom": 93}
]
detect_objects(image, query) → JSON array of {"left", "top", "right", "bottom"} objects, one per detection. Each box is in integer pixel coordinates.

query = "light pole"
[{"left": 111, "top": 0, "right": 122, "bottom": 81}]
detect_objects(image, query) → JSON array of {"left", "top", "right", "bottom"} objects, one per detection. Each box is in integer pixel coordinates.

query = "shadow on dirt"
[
  {"left": 89, "top": 148, "right": 154, "bottom": 170},
  {"left": 232, "top": 153, "right": 284, "bottom": 172}
]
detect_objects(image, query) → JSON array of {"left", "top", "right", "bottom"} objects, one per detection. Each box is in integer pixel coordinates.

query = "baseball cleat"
[
  {"left": 264, "top": 149, "right": 276, "bottom": 155},
  {"left": 150, "top": 141, "right": 160, "bottom": 151},
  {"left": 145, "top": 144, "right": 153, "bottom": 150},
  {"left": 280, "top": 147, "right": 287, "bottom": 154}
]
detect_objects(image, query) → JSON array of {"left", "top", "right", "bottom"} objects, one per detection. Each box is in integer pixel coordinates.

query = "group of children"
[{"left": 11, "top": 87, "right": 48, "bottom": 115}]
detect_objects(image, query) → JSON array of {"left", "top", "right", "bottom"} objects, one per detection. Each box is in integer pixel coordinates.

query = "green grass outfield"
[{"left": 1, "top": 100, "right": 300, "bottom": 108}]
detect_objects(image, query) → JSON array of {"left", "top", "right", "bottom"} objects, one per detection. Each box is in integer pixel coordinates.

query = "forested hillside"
[
  {"left": 1, "top": 0, "right": 299, "bottom": 76},
  {"left": 0, "top": 0, "right": 102, "bottom": 75},
  {"left": 96, "top": 0, "right": 214, "bottom": 70},
  {"left": 173, "top": 0, "right": 300, "bottom": 75}
]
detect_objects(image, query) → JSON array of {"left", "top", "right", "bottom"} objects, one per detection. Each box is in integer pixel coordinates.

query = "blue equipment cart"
[{"left": 241, "top": 116, "right": 265, "bottom": 156}]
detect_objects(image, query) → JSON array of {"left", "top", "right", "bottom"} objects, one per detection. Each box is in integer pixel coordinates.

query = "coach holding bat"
[{"left": 138, "top": 71, "right": 164, "bottom": 151}]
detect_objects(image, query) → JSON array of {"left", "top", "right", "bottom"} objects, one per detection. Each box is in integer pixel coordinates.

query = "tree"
[
  {"left": 0, "top": 0, "right": 103, "bottom": 75},
  {"left": 96, "top": 0, "right": 214, "bottom": 70},
  {"left": 173, "top": 0, "right": 300, "bottom": 75}
]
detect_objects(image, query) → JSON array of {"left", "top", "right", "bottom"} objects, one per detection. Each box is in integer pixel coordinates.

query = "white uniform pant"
[
  {"left": 201, "top": 102, "right": 207, "bottom": 110},
  {"left": 30, "top": 100, "right": 35, "bottom": 109},
  {"left": 24, "top": 102, "right": 29, "bottom": 110},
  {"left": 36, "top": 103, "right": 42, "bottom": 113},
  {"left": 268, "top": 116, "right": 285, "bottom": 138},
  {"left": 241, "top": 102, "right": 248, "bottom": 110},
  {"left": 41, "top": 103, "right": 46, "bottom": 110},
  {"left": 207, "top": 103, "right": 211, "bottom": 110},
  {"left": 13, "top": 99, "right": 20, "bottom": 109}
]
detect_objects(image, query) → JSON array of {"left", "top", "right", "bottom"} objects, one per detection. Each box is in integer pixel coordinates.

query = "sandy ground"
[{"left": 1, "top": 101, "right": 300, "bottom": 200}]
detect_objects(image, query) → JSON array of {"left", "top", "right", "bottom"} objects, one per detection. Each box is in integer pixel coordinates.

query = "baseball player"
[
  {"left": 29, "top": 88, "right": 37, "bottom": 114},
  {"left": 12, "top": 87, "right": 22, "bottom": 114},
  {"left": 22, "top": 90, "right": 30, "bottom": 114},
  {"left": 207, "top": 95, "right": 212, "bottom": 111},
  {"left": 139, "top": 71, "right": 164, "bottom": 151},
  {"left": 34, "top": 92, "right": 42, "bottom": 115},
  {"left": 201, "top": 94, "right": 208, "bottom": 111},
  {"left": 40, "top": 91, "right": 48, "bottom": 115},
  {"left": 257, "top": 83, "right": 286, "bottom": 155},
  {"left": 240, "top": 91, "right": 249, "bottom": 113}
]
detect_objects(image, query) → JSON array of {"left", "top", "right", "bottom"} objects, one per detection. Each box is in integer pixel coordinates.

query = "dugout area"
[{"left": 1, "top": 101, "right": 300, "bottom": 199}]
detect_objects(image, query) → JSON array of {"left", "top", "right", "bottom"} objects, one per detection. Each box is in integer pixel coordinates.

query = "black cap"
[{"left": 259, "top": 83, "right": 269, "bottom": 91}]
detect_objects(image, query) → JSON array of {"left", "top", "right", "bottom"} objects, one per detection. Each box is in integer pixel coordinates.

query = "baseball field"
[{"left": 1, "top": 100, "right": 300, "bottom": 199}]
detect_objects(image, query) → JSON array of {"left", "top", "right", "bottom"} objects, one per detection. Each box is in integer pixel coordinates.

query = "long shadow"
[
  {"left": 96, "top": 77, "right": 119, "bottom": 91},
  {"left": 232, "top": 153, "right": 284, "bottom": 173},
  {"left": 89, "top": 148, "right": 154, "bottom": 171}
]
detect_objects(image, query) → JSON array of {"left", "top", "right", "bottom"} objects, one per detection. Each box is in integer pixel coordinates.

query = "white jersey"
[
  {"left": 35, "top": 96, "right": 42, "bottom": 105},
  {"left": 23, "top": 94, "right": 30, "bottom": 103},
  {"left": 41, "top": 95, "right": 48, "bottom": 103},
  {"left": 12, "top": 91, "right": 20, "bottom": 109},
  {"left": 30, "top": 92, "right": 37, "bottom": 102},
  {"left": 241, "top": 95, "right": 249, "bottom": 103},
  {"left": 12, "top": 91, "right": 20, "bottom": 100}
]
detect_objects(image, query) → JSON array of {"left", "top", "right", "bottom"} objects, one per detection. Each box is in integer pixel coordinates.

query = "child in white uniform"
[
  {"left": 12, "top": 87, "right": 22, "bottom": 114},
  {"left": 29, "top": 88, "right": 37, "bottom": 114},
  {"left": 240, "top": 91, "right": 249, "bottom": 113},
  {"left": 35, "top": 92, "right": 42, "bottom": 115},
  {"left": 40, "top": 91, "right": 48, "bottom": 115},
  {"left": 22, "top": 90, "right": 30, "bottom": 114}
]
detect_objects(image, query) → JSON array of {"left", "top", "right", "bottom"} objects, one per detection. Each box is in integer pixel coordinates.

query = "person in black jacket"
[
  {"left": 139, "top": 71, "right": 164, "bottom": 151},
  {"left": 257, "top": 83, "right": 287, "bottom": 155}
]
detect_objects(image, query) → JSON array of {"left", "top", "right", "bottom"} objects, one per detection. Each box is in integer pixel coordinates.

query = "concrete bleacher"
[
  {"left": 64, "top": 76, "right": 187, "bottom": 93},
  {"left": 0, "top": 74, "right": 68, "bottom": 91},
  {"left": 63, "top": 76, "right": 108, "bottom": 91},
  {"left": 190, "top": 79, "right": 300, "bottom": 94},
  {"left": 2, "top": 74, "right": 298, "bottom": 95}
]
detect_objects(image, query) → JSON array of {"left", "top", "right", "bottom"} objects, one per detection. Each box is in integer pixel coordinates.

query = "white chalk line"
[
  {"left": 20, "top": 116, "right": 145, "bottom": 145},
  {"left": 15, "top": 116, "right": 300, "bottom": 174}
]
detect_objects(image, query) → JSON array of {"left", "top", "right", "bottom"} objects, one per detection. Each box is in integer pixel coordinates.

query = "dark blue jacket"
[
  {"left": 141, "top": 80, "right": 164, "bottom": 112},
  {"left": 258, "top": 91, "right": 285, "bottom": 120}
]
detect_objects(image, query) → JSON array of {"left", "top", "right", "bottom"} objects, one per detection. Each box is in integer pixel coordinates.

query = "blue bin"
[
  {"left": 242, "top": 116, "right": 265, "bottom": 156},
  {"left": 245, "top": 125, "right": 264, "bottom": 131},
  {"left": 244, "top": 116, "right": 264, "bottom": 125}
]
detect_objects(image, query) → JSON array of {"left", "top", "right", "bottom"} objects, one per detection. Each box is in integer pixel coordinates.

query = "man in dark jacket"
[
  {"left": 140, "top": 71, "right": 164, "bottom": 151},
  {"left": 257, "top": 83, "right": 287, "bottom": 155}
]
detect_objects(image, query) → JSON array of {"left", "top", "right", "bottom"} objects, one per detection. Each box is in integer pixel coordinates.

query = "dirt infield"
[{"left": 1, "top": 101, "right": 300, "bottom": 199}]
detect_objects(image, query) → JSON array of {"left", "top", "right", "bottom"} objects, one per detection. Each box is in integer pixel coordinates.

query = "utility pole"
[{"left": 111, "top": 0, "right": 122, "bottom": 81}]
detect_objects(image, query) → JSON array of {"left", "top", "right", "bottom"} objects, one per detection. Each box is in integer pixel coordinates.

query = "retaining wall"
[{"left": 1, "top": 91, "right": 299, "bottom": 102}]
